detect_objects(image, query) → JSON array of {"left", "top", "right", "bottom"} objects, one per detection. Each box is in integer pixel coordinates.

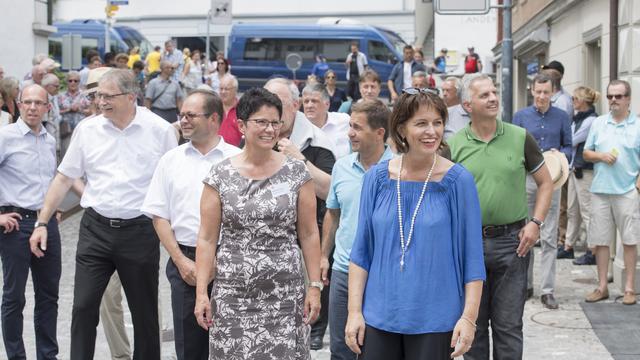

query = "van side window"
[
  {"left": 244, "top": 38, "right": 317, "bottom": 61},
  {"left": 368, "top": 40, "right": 396, "bottom": 64},
  {"left": 320, "top": 40, "right": 354, "bottom": 63}
]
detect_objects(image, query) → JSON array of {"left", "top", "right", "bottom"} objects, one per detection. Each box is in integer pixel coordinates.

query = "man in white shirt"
[
  {"left": 142, "top": 89, "right": 240, "bottom": 359},
  {"left": 29, "top": 69, "right": 178, "bottom": 359},
  {"left": 302, "top": 83, "right": 351, "bottom": 158}
]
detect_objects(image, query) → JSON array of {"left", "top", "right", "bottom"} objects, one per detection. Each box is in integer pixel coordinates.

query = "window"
[
  {"left": 244, "top": 38, "right": 318, "bottom": 61},
  {"left": 319, "top": 40, "right": 353, "bottom": 62},
  {"left": 81, "top": 38, "right": 99, "bottom": 60},
  {"left": 49, "top": 37, "right": 62, "bottom": 60},
  {"left": 368, "top": 40, "right": 397, "bottom": 64}
]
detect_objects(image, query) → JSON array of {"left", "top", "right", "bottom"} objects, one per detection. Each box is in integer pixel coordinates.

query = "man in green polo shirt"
[{"left": 448, "top": 74, "right": 553, "bottom": 360}]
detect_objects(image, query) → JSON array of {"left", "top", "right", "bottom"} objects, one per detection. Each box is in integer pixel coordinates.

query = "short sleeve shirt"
[
  {"left": 448, "top": 120, "right": 544, "bottom": 225},
  {"left": 584, "top": 112, "right": 640, "bottom": 194}
]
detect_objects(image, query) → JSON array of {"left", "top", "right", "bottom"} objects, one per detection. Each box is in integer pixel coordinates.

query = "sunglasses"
[
  {"left": 326, "top": 75, "right": 335, "bottom": 79},
  {"left": 68, "top": 79, "right": 79, "bottom": 83},
  {"left": 606, "top": 94, "right": 627, "bottom": 100},
  {"left": 402, "top": 87, "right": 440, "bottom": 96}
]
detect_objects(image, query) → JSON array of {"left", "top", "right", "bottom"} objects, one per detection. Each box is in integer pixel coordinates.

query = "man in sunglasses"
[
  {"left": 0, "top": 85, "right": 61, "bottom": 360},
  {"left": 29, "top": 69, "right": 178, "bottom": 359},
  {"left": 583, "top": 79, "right": 639, "bottom": 306},
  {"left": 142, "top": 89, "right": 240, "bottom": 359}
]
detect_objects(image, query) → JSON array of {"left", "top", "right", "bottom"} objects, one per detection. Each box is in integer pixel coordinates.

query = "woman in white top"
[
  {"left": 181, "top": 49, "right": 204, "bottom": 92},
  {"left": 0, "top": 95, "right": 10, "bottom": 127},
  {"left": 207, "top": 57, "right": 230, "bottom": 94}
]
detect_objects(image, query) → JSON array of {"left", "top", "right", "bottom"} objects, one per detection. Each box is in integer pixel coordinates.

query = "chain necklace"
[{"left": 396, "top": 153, "right": 437, "bottom": 271}]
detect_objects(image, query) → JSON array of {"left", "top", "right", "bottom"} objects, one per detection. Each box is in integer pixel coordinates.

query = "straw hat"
[
  {"left": 84, "top": 67, "right": 113, "bottom": 94},
  {"left": 543, "top": 150, "right": 569, "bottom": 190}
]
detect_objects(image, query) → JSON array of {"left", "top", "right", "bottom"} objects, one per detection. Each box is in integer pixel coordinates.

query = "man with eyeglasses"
[
  {"left": 145, "top": 60, "right": 184, "bottom": 123},
  {"left": 583, "top": 79, "right": 639, "bottom": 306},
  {"left": 142, "top": 89, "right": 240, "bottom": 359},
  {"left": 264, "top": 78, "right": 336, "bottom": 350},
  {"left": 0, "top": 85, "right": 61, "bottom": 360},
  {"left": 29, "top": 69, "right": 178, "bottom": 359}
]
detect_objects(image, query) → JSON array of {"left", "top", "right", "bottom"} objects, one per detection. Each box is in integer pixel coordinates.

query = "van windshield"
[
  {"left": 115, "top": 28, "right": 154, "bottom": 57},
  {"left": 379, "top": 29, "right": 407, "bottom": 57}
]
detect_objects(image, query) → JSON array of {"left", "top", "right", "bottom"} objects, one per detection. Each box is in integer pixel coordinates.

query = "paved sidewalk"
[{"left": 0, "top": 211, "right": 633, "bottom": 359}]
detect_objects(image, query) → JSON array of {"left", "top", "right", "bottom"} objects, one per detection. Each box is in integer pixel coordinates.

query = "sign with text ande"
[
  {"left": 435, "top": 0, "right": 490, "bottom": 15},
  {"left": 109, "top": 0, "right": 129, "bottom": 5}
]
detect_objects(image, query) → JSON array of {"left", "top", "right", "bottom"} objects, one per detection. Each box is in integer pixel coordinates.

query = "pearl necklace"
[{"left": 396, "top": 153, "right": 437, "bottom": 271}]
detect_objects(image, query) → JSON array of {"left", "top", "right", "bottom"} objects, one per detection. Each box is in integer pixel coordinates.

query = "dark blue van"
[
  {"left": 49, "top": 19, "right": 153, "bottom": 68},
  {"left": 227, "top": 23, "right": 407, "bottom": 95}
]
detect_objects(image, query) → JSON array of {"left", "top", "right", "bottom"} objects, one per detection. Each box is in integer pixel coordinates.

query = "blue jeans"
[
  {"left": 329, "top": 269, "right": 356, "bottom": 360},
  {"left": 0, "top": 216, "right": 61, "bottom": 360},
  {"left": 465, "top": 228, "right": 529, "bottom": 360}
]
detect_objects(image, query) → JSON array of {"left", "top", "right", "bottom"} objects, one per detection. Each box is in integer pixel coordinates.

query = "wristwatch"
[
  {"left": 309, "top": 281, "right": 324, "bottom": 291},
  {"left": 34, "top": 221, "right": 48, "bottom": 229},
  {"left": 530, "top": 217, "right": 544, "bottom": 228}
]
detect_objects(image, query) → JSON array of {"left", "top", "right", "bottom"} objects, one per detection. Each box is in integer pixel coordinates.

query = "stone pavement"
[{"left": 0, "top": 211, "right": 633, "bottom": 359}]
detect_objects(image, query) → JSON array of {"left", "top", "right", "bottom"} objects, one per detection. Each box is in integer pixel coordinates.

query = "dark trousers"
[
  {"left": 166, "top": 245, "right": 210, "bottom": 360},
  {"left": 347, "top": 77, "right": 361, "bottom": 101},
  {"left": 465, "top": 228, "right": 529, "bottom": 360},
  {"left": 328, "top": 270, "right": 356, "bottom": 360},
  {"left": 150, "top": 107, "right": 178, "bottom": 123},
  {"left": 0, "top": 216, "right": 61, "bottom": 360},
  {"left": 360, "top": 325, "right": 453, "bottom": 360},
  {"left": 70, "top": 210, "right": 160, "bottom": 360}
]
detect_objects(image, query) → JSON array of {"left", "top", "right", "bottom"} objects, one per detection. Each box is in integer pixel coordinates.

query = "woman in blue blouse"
[{"left": 345, "top": 89, "right": 485, "bottom": 359}]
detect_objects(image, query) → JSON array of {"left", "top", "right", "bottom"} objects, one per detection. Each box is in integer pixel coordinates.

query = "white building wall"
[
  {"left": 1, "top": 0, "right": 55, "bottom": 80},
  {"left": 52, "top": 0, "right": 417, "bottom": 46}
]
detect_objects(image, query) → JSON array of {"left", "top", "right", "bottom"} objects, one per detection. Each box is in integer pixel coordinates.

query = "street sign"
[
  {"left": 61, "top": 34, "right": 82, "bottom": 70},
  {"left": 285, "top": 53, "right": 303, "bottom": 80},
  {"left": 211, "top": 0, "right": 232, "bottom": 25},
  {"left": 109, "top": 0, "right": 129, "bottom": 5},
  {"left": 435, "top": 0, "right": 490, "bottom": 15}
]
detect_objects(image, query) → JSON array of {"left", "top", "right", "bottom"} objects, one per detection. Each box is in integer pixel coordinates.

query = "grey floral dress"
[{"left": 203, "top": 156, "right": 312, "bottom": 360}]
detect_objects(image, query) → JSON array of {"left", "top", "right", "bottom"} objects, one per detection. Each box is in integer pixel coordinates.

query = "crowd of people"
[{"left": 0, "top": 42, "right": 638, "bottom": 360}]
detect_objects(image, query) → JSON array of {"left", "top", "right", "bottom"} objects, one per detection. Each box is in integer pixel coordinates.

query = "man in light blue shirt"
[
  {"left": 320, "top": 99, "right": 393, "bottom": 359},
  {"left": 161, "top": 39, "right": 184, "bottom": 82},
  {"left": 583, "top": 79, "right": 640, "bottom": 305},
  {"left": 0, "top": 85, "right": 61, "bottom": 360}
]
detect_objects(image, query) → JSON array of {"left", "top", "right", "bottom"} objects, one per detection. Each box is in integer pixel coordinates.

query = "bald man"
[{"left": 0, "top": 85, "right": 61, "bottom": 360}]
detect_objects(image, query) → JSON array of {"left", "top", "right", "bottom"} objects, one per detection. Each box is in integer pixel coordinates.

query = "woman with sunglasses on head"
[
  {"left": 324, "top": 69, "right": 347, "bottom": 112},
  {"left": 558, "top": 86, "right": 600, "bottom": 263},
  {"left": 195, "top": 87, "right": 322, "bottom": 359},
  {"left": 345, "top": 89, "right": 485, "bottom": 359}
]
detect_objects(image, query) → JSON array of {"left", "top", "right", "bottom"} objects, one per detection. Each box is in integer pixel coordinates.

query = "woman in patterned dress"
[{"left": 194, "top": 87, "right": 322, "bottom": 360}]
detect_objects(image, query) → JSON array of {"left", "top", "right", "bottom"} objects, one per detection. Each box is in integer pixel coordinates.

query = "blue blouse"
[{"left": 350, "top": 161, "right": 486, "bottom": 334}]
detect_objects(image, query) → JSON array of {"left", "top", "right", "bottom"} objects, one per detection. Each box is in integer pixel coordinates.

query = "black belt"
[
  {"left": 482, "top": 219, "right": 527, "bottom": 238},
  {"left": 178, "top": 244, "right": 196, "bottom": 255},
  {"left": 86, "top": 208, "right": 150, "bottom": 229},
  {"left": 0, "top": 206, "right": 38, "bottom": 218}
]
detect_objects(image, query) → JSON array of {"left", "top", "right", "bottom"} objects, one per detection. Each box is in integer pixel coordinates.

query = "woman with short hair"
[{"left": 194, "top": 87, "right": 322, "bottom": 359}]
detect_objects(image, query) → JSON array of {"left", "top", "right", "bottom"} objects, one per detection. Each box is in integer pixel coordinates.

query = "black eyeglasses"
[
  {"left": 606, "top": 94, "right": 628, "bottom": 100},
  {"left": 95, "top": 92, "right": 130, "bottom": 101},
  {"left": 402, "top": 87, "right": 440, "bottom": 96},
  {"left": 247, "top": 118, "right": 284, "bottom": 130},
  {"left": 179, "top": 112, "right": 210, "bottom": 121}
]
